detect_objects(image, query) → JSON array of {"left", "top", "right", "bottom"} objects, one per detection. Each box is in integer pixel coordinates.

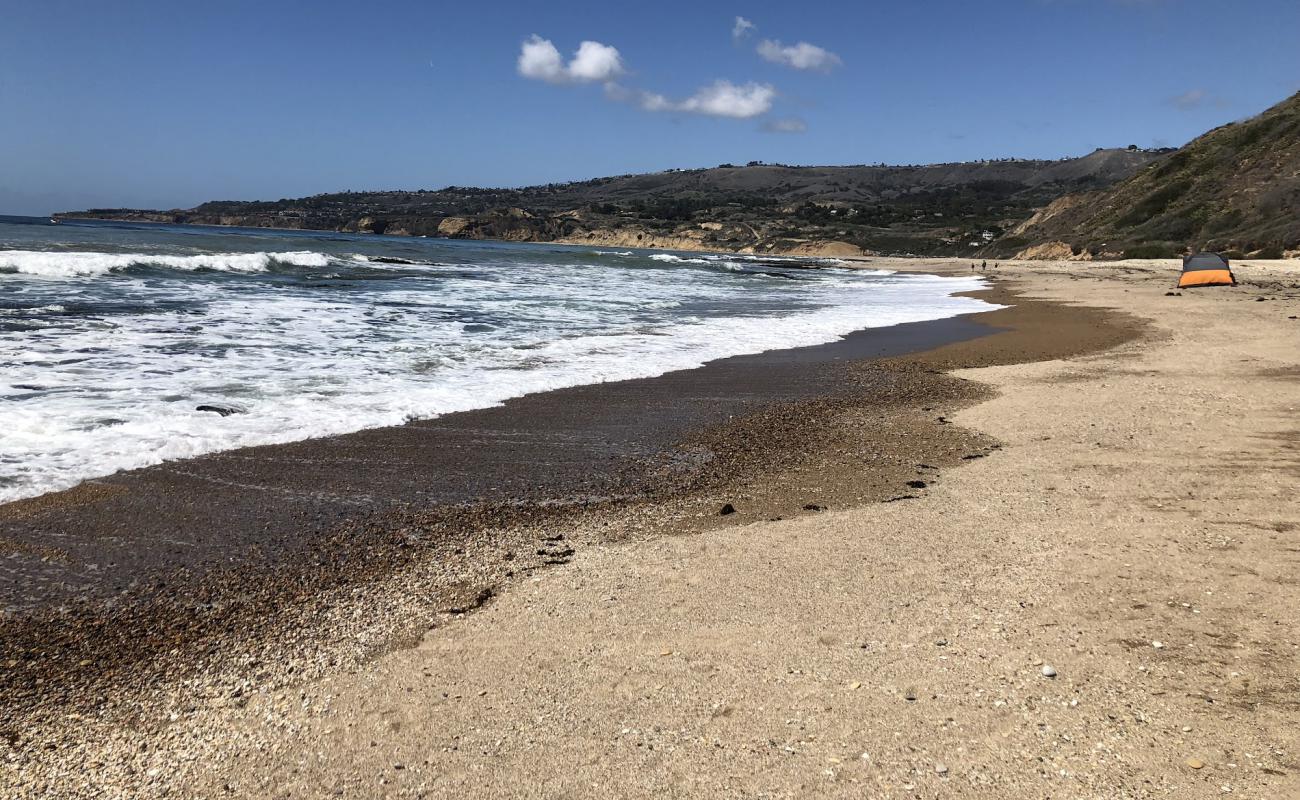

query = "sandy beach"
[{"left": 5, "top": 258, "right": 1299, "bottom": 798}]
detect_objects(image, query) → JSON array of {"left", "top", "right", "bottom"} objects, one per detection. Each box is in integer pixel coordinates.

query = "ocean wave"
[
  {"left": 591, "top": 250, "right": 634, "bottom": 257},
  {"left": 648, "top": 253, "right": 710, "bottom": 264},
  {"left": 0, "top": 249, "right": 331, "bottom": 278},
  {"left": 0, "top": 304, "right": 67, "bottom": 316},
  {"left": 1, "top": 274, "right": 998, "bottom": 503},
  {"left": 0, "top": 228, "right": 998, "bottom": 504}
]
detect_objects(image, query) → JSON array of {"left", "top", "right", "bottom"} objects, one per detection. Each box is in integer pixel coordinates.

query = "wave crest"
[
  {"left": 648, "top": 253, "right": 710, "bottom": 264},
  {"left": 0, "top": 250, "right": 331, "bottom": 278}
]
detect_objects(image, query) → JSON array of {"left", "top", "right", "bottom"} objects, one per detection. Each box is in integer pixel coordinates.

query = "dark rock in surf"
[{"left": 196, "top": 403, "right": 247, "bottom": 417}]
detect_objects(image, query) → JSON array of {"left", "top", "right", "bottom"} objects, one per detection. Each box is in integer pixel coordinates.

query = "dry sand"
[{"left": 9, "top": 258, "right": 1300, "bottom": 798}]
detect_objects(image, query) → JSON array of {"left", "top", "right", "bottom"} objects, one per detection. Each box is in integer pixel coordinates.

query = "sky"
[{"left": 2, "top": 0, "right": 1298, "bottom": 214}]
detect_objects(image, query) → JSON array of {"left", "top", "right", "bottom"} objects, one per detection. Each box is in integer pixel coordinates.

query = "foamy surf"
[
  {"left": 649, "top": 253, "right": 711, "bottom": 264},
  {"left": 0, "top": 249, "right": 330, "bottom": 278},
  {"left": 0, "top": 221, "right": 1001, "bottom": 503}
]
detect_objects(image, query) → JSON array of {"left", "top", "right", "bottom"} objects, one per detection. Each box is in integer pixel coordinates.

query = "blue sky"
[{"left": 2, "top": 0, "right": 1298, "bottom": 214}]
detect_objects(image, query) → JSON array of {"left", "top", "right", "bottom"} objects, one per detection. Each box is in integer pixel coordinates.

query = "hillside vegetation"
[
  {"left": 58, "top": 150, "right": 1161, "bottom": 257},
  {"left": 1005, "top": 91, "right": 1300, "bottom": 259}
]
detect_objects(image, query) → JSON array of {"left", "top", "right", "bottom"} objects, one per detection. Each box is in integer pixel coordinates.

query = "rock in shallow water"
[{"left": 195, "top": 403, "right": 247, "bottom": 417}]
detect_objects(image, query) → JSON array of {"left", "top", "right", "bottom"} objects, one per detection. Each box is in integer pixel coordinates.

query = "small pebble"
[
  {"left": 1187, "top": 758, "right": 1205, "bottom": 769},
  {"left": 935, "top": 762, "right": 948, "bottom": 775},
  {"left": 1042, "top": 665, "right": 1057, "bottom": 678},
  {"left": 1153, "top": 641, "right": 1165, "bottom": 649}
]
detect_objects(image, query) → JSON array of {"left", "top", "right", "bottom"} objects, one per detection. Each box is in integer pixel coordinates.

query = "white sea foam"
[
  {"left": 649, "top": 253, "right": 711, "bottom": 264},
  {"left": 0, "top": 304, "right": 66, "bottom": 315},
  {"left": 0, "top": 249, "right": 330, "bottom": 278},
  {"left": 0, "top": 241, "right": 999, "bottom": 503}
]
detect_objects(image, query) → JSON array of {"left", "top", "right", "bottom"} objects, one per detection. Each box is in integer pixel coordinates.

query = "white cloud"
[
  {"left": 615, "top": 80, "right": 775, "bottom": 119},
  {"left": 761, "top": 116, "right": 807, "bottom": 133},
  {"left": 568, "top": 40, "right": 625, "bottom": 82},
  {"left": 635, "top": 90, "right": 675, "bottom": 112},
  {"left": 756, "top": 39, "right": 842, "bottom": 72},
  {"left": 732, "top": 16, "right": 756, "bottom": 40},
  {"left": 519, "top": 34, "right": 776, "bottom": 122},
  {"left": 517, "top": 35, "right": 624, "bottom": 84},
  {"left": 677, "top": 80, "right": 776, "bottom": 118},
  {"left": 517, "top": 35, "right": 567, "bottom": 83}
]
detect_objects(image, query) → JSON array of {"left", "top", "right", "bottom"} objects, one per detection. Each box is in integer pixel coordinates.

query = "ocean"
[{"left": 0, "top": 215, "right": 996, "bottom": 503}]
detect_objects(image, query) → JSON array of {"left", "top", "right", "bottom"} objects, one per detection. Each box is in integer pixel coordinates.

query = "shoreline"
[
  {"left": 3, "top": 273, "right": 1136, "bottom": 750},
  {"left": 0, "top": 299, "right": 1028, "bottom": 696},
  {"left": 0, "top": 298, "right": 999, "bottom": 611},
  {"left": 3, "top": 269, "right": 1150, "bottom": 797}
]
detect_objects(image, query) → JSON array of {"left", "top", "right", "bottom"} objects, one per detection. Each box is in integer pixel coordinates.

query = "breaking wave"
[
  {"left": 648, "top": 253, "right": 710, "bottom": 264},
  {"left": 0, "top": 250, "right": 331, "bottom": 278},
  {"left": 1, "top": 228, "right": 1001, "bottom": 503}
]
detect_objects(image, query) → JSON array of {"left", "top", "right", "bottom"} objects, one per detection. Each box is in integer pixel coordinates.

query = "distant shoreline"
[{"left": 48, "top": 212, "right": 873, "bottom": 260}]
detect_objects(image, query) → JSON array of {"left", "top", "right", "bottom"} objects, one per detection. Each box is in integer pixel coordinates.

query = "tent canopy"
[
  {"left": 1178, "top": 252, "right": 1236, "bottom": 287},
  {"left": 1182, "top": 252, "right": 1231, "bottom": 271}
]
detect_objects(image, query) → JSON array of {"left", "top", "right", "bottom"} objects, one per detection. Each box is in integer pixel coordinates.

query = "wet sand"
[{"left": 0, "top": 313, "right": 996, "bottom": 613}]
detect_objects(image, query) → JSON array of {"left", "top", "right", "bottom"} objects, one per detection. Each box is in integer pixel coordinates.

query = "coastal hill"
[
  {"left": 56, "top": 149, "right": 1164, "bottom": 258},
  {"left": 1003, "top": 91, "right": 1300, "bottom": 259},
  {"left": 51, "top": 91, "right": 1300, "bottom": 260}
]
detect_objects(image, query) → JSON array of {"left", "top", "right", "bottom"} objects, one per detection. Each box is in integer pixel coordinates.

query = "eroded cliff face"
[
  {"left": 549, "top": 223, "right": 866, "bottom": 258},
  {"left": 552, "top": 221, "right": 752, "bottom": 253}
]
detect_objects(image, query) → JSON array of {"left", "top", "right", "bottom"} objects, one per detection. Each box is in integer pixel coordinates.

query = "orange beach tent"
[{"left": 1178, "top": 252, "right": 1236, "bottom": 288}]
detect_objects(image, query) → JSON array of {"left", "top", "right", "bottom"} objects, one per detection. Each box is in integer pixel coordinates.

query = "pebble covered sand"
[{"left": 4, "top": 258, "right": 1300, "bottom": 798}]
